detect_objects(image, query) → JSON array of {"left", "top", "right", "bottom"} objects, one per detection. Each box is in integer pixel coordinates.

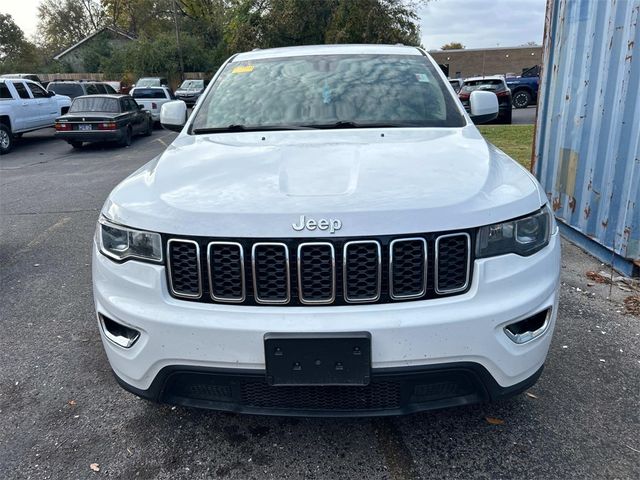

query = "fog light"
[
  {"left": 99, "top": 314, "right": 140, "bottom": 348},
  {"left": 504, "top": 308, "right": 551, "bottom": 344}
]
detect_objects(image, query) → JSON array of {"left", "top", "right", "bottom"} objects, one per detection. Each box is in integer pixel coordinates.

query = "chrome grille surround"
[
  {"left": 297, "top": 242, "right": 336, "bottom": 305},
  {"left": 165, "top": 231, "right": 473, "bottom": 306},
  {"left": 435, "top": 233, "right": 471, "bottom": 294},
  {"left": 389, "top": 238, "right": 428, "bottom": 300},
  {"left": 166, "top": 239, "right": 202, "bottom": 299},
  {"left": 343, "top": 240, "right": 382, "bottom": 303},
  {"left": 251, "top": 242, "right": 291, "bottom": 305},
  {"left": 207, "top": 241, "right": 245, "bottom": 303}
]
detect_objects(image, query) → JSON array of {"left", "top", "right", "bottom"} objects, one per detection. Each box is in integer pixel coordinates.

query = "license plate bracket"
[{"left": 264, "top": 332, "right": 371, "bottom": 386}]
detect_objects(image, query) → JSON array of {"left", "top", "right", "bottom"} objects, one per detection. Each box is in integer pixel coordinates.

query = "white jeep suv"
[{"left": 93, "top": 45, "right": 560, "bottom": 416}]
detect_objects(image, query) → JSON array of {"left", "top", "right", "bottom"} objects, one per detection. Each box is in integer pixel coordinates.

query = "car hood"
[{"left": 104, "top": 126, "right": 545, "bottom": 237}]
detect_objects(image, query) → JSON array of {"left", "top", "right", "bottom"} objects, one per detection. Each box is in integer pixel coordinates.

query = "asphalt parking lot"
[{"left": 0, "top": 128, "right": 638, "bottom": 480}]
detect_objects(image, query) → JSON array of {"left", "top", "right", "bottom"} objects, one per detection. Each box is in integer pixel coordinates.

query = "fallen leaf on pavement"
[
  {"left": 485, "top": 416, "right": 504, "bottom": 425},
  {"left": 586, "top": 271, "right": 609, "bottom": 284},
  {"left": 90, "top": 463, "right": 100, "bottom": 472},
  {"left": 525, "top": 392, "right": 538, "bottom": 399},
  {"left": 623, "top": 296, "right": 640, "bottom": 316},
  {"left": 67, "top": 400, "right": 77, "bottom": 407}
]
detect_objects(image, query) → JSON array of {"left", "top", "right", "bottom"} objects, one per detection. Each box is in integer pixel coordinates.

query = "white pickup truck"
[
  {"left": 0, "top": 78, "right": 72, "bottom": 154},
  {"left": 129, "top": 86, "right": 177, "bottom": 124}
]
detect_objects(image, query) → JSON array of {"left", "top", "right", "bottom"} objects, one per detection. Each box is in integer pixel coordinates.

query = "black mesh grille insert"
[
  {"left": 298, "top": 243, "right": 334, "bottom": 303},
  {"left": 168, "top": 240, "right": 201, "bottom": 297},
  {"left": 253, "top": 244, "right": 289, "bottom": 303},
  {"left": 241, "top": 382, "right": 401, "bottom": 411},
  {"left": 390, "top": 239, "right": 426, "bottom": 298},
  {"left": 344, "top": 242, "right": 380, "bottom": 302},
  {"left": 436, "top": 234, "right": 469, "bottom": 292},
  {"left": 208, "top": 243, "right": 244, "bottom": 301}
]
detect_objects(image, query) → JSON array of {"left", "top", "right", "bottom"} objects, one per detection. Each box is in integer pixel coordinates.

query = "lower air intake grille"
[
  {"left": 241, "top": 382, "right": 401, "bottom": 411},
  {"left": 436, "top": 234, "right": 470, "bottom": 293},
  {"left": 167, "top": 240, "right": 201, "bottom": 298}
]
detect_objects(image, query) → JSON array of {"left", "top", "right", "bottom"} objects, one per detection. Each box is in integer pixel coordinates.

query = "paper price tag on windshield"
[
  {"left": 232, "top": 65, "right": 255, "bottom": 74},
  {"left": 415, "top": 73, "right": 430, "bottom": 83}
]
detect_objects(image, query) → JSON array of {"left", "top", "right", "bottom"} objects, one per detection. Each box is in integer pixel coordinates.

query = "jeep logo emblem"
[{"left": 292, "top": 215, "right": 342, "bottom": 234}]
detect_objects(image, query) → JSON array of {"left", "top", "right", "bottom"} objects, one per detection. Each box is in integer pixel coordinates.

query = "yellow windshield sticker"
[{"left": 232, "top": 65, "right": 254, "bottom": 74}]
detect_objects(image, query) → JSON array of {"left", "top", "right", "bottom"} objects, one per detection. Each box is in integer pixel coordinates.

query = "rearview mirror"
[
  {"left": 469, "top": 91, "right": 499, "bottom": 124},
  {"left": 160, "top": 100, "right": 188, "bottom": 132}
]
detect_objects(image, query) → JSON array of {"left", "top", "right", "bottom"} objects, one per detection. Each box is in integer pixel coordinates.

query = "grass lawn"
[{"left": 477, "top": 124, "right": 534, "bottom": 170}]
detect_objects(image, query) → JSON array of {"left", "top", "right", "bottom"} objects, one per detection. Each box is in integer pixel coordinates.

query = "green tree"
[
  {"left": 37, "top": 0, "right": 105, "bottom": 54},
  {"left": 0, "top": 14, "right": 41, "bottom": 73},
  {"left": 441, "top": 42, "right": 464, "bottom": 50}
]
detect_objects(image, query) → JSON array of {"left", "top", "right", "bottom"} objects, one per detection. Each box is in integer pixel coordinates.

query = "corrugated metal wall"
[{"left": 534, "top": 0, "right": 640, "bottom": 274}]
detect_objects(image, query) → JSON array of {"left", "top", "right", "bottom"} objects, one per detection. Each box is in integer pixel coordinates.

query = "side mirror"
[
  {"left": 469, "top": 90, "right": 499, "bottom": 124},
  {"left": 47, "top": 91, "right": 55, "bottom": 97},
  {"left": 160, "top": 100, "right": 188, "bottom": 132},
  {"left": 138, "top": 104, "right": 144, "bottom": 110}
]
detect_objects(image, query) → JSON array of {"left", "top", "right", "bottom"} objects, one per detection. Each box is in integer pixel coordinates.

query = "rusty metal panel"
[{"left": 535, "top": 0, "right": 640, "bottom": 271}]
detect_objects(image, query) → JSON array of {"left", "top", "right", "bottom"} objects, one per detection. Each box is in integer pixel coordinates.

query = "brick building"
[{"left": 429, "top": 46, "right": 543, "bottom": 79}]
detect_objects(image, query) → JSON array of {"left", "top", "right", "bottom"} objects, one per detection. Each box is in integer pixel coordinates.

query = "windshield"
[
  {"left": 136, "top": 78, "right": 161, "bottom": 87},
  {"left": 191, "top": 54, "right": 464, "bottom": 132},
  {"left": 70, "top": 97, "right": 119, "bottom": 113},
  {"left": 132, "top": 88, "right": 167, "bottom": 99},
  {"left": 48, "top": 83, "right": 84, "bottom": 97},
  {"left": 179, "top": 80, "right": 204, "bottom": 89},
  {"left": 461, "top": 79, "right": 505, "bottom": 92}
]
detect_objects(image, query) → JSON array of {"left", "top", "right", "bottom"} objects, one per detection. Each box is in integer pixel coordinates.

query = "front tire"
[
  {"left": 143, "top": 118, "right": 153, "bottom": 136},
  {"left": 512, "top": 90, "right": 532, "bottom": 109},
  {"left": 0, "top": 124, "right": 13, "bottom": 155}
]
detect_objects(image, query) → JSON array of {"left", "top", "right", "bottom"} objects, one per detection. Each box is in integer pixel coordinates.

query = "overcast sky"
[{"left": 3, "top": 0, "right": 546, "bottom": 49}]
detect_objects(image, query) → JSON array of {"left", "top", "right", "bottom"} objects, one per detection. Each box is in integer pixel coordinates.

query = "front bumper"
[
  {"left": 56, "top": 129, "right": 126, "bottom": 143},
  {"left": 93, "top": 231, "right": 560, "bottom": 413},
  {"left": 113, "top": 362, "right": 544, "bottom": 417}
]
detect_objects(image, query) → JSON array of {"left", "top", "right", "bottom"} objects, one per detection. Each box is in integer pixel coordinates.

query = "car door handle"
[{"left": 22, "top": 102, "right": 28, "bottom": 106}]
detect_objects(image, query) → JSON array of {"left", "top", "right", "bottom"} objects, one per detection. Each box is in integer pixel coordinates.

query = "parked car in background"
[
  {"left": 0, "top": 78, "right": 71, "bottom": 154},
  {"left": 1, "top": 73, "right": 45, "bottom": 87},
  {"left": 505, "top": 66, "right": 540, "bottom": 109},
  {"left": 130, "top": 86, "right": 177, "bottom": 123},
  {"left": 448, "top": 78, "right": 463, "bottom": 93},
  {"left": 47, "top": 81, "right": 118, "bottom": 100},
  {"left": 54, "top": 95, "right": 153, "bottom": 149},
  {"left": 134, "top": 77, "right": 169, "bottom": 88},
  {"left": 104, "top": 81, "right": 123, "bottom": 93},
  {"left": 174, "top": 79, "right": 207, "bottom": 106},
  {"left": 459, "top": 76, "right": 512, "bottom": 124}
]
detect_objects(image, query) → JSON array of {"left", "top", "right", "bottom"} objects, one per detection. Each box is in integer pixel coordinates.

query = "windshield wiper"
[
  {"left": 301, "top": 121, "right": 418, "bottom": 129},
  {"left": 192, "top": 124, "right": 314, "bottom": 134}
]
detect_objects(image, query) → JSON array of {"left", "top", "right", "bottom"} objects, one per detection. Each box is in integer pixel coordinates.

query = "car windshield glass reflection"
[
  {"left": 70, "top": 97, "right": 119, "bottom": 113},
  {"left": 179, "top": 80, "right": 204, "bottom": 90},
  {"left": 192, "top": 54, "right": 465, "bottom": 131}
]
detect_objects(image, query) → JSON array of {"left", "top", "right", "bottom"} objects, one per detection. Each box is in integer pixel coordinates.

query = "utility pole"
[{"left": 172, "top": 0, "right": 184, "bottom": 81}]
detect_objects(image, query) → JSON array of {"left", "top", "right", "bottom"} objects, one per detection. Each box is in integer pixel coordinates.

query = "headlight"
[
  {"left": 98, "top": 217, "right": 162, "bottom": 262},
  {"left": 476, "top": 207, "right": 552, "bottom": 258}
]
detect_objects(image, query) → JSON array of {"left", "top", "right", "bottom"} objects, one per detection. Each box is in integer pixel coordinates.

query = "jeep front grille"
[{"left": 166, "top": 232, "right": 472, "bottom": 306}]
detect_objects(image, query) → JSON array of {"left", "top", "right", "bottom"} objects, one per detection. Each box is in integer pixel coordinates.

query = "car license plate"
[
  {"left": 264, "top": 332, "right": 371, "bottom": 386},
  {"left": 78, "top": 124, "right": 92, "bottom": 131}
]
